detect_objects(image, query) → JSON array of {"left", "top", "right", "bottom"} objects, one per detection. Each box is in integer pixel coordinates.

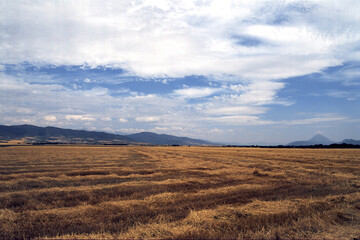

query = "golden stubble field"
[{"left": 0, "top": 145, "right": 359, "bottom": 239}]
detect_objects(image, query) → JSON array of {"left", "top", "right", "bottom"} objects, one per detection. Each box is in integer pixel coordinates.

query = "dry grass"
[{"left": 0, "top": 146, "right": 359, "bottom": 239}]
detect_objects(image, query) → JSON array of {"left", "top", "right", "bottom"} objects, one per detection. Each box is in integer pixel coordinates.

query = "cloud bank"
[
  {"left": 1, "top": 0, "right": 360, "bottom": 143},
  {"left": 1, "top": 0, "right": 359, "bottom": 79}
]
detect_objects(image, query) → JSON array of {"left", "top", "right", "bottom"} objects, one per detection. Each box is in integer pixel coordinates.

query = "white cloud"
[
  {"left": 320, "top": 64, "right": 360, "bottom": 85},
  {"left": 1, "top": 0, "right": 358, "bottom": 80},
  {"left": 173, "top": 87, "right": 222, "bottom": 98},
  {"left": 102, "top": 117, "right": 112, "bottom": 121},
  {"left": 119, "top": 128, "right": 145, "bottom": 134},
  {"left": 204, "top": 106, "right": 267, "bottom": 116},
  {"left": 153, "top": 126, "right": 183, "bottom": 132},
  {"left": 0, "top": 70, "right": 355, "bottom": 139},
  {"left": 1, "top": 1, "right": 359, "bottom": 143},
  {"left": 102, "top": 127, "right": 114, "bottom": 132},
  {"left": 234, "top": 81, "right": 286, "bottom": 105},
  {"left": 206, "top": 115, "right": 272, "bottom": 126},
  {"left": 65, "top": 115, "right": 95, "bottom": 121},
  {"left": 281, "top": 116, "right": 348, "bottom": 125},
  {"left": 135, "top": 116, "right": 161, "bottom": 122},
  {"left": 340, "top": 69, "right": 360, "bottom": 79},
  {"left": 118, "top": 118, "right": 128, "bottom": 123},
  {"left": 44, "top": 115, "right": 57, "bottom": 121}
]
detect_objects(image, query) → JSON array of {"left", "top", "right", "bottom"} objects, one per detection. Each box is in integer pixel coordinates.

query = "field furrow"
[{"left": 0, "top": 146, "right": 359, "bottom": 239}]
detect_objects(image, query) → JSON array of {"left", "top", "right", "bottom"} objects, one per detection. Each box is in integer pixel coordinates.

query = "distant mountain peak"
[
  {"left": 310, "top": 134, "right": 332, "bottom": 143},
  {"left": 288, "top": 134, "right": 333, "bottom": 146}
]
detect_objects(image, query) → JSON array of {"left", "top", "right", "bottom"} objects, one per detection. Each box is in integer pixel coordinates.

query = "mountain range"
[
  {"left": 288, "top": 134, "right": 333, "bottom": 146},
  {"left": 0, "top": 124, "right": 212, "bottom": 146},
  {"left": 288, "top": 134, "right": 360, "bottom": 146},
  {"left": 0, "top": 124, "right": 359, "bottom": 146}
]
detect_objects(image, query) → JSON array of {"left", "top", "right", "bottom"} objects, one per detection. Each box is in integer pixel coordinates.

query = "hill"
[
  {"left": 0, "top": 124, "right": 211, "bottom": 145},
  {"left": 288, "top": 134, "right": 360, "bottom": 147},
  {"left": 0, "top": 124, "right": 132, "bottom": 143},
  {"left": 288, "top": 134, "right": 333, "bottom": 146},
  {"left": 127, "top": 132, "right": 211, "bottom": 145},
  {"left": 340, "top": 139, "right": 360, "bottom": 145}
]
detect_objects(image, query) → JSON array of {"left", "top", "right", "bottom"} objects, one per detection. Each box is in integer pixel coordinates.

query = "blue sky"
[{"left": 1, "top": 0, "right": 360, "bottom": 144}]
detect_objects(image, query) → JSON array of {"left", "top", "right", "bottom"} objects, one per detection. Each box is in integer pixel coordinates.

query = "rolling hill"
[
  {"left": 127, "top": 132, "right": 212, "bottom": 145},
  {"left": 0, "top": 124, "right": 211, "bottom": 145},
  {"left": 0, "top": 124, "right": 132, "bottom": 142}
]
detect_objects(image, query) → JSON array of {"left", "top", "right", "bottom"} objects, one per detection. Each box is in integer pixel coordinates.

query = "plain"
[{"left": 0, "top": 146, "right": 359, "bottom": 239}]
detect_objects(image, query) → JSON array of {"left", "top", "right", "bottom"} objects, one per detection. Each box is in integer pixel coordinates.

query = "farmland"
[{"left": 0, "top": 146, "right": 359, "bottom": 239}]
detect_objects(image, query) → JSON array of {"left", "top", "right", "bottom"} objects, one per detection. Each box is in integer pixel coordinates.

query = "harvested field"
[{"left": 0, "top": 146, "right": 359, "bottom": 239}]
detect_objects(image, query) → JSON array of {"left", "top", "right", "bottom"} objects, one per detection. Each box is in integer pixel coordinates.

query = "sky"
[{"left": 1, "top": 0, "right": 360, "bottom": 145}]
